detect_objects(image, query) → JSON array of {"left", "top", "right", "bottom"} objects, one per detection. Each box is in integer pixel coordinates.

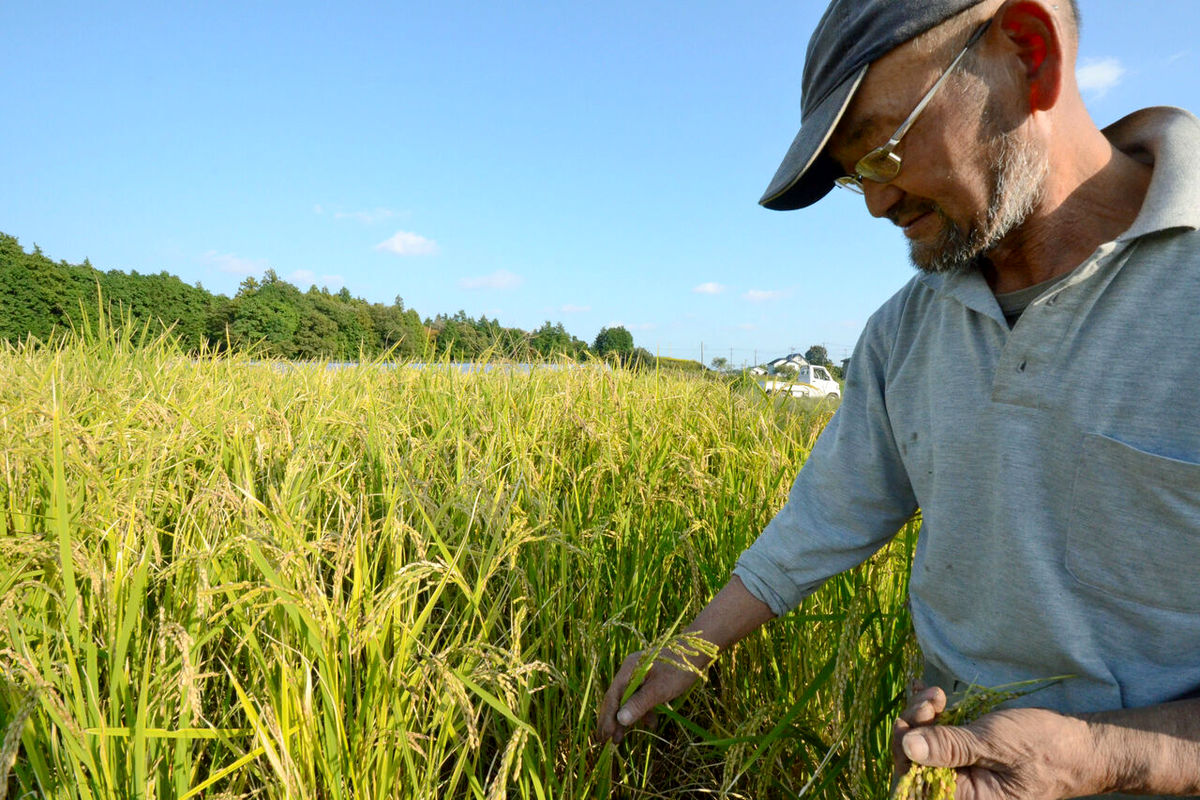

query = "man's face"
[
  {"left": 911, "top": 119, "right": 1048, "bottom": 274},
  {"left": 828, "top": 43, "right": 1048, "bottom": 275}
]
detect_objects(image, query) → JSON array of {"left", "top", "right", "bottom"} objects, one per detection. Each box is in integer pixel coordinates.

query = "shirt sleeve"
[{"left": 733, "top": 298, "right": 919, "bottom": 616}]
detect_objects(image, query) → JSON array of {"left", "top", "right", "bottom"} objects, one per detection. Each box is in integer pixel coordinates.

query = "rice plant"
[{"left": 1, "top": 318, "right": 917, "bottom": 799}]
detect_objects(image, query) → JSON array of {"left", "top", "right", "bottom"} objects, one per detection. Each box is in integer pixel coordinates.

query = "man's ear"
[{"left": 995, "top": 0, "right": 1064, "bottom": 112}]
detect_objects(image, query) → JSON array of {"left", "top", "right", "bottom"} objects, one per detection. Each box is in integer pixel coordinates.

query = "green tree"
[
  {"left": 98, "top": 268, "right": 214, "bottom": 350},
  {"left": 0, "top": 230, "right": 597, "bottom": 363},
  {"left": 312, "top": 290, "right": 371, "bottom": 359},
  {"left": 593, "top": 326, "right": 634, "bottom": 359},
  {"left": 229, "top": 272, "right": 302, "bottom": 357},
  {"left": 292, "top": 297, "right": 340, "bottom": 359},
  {"left": 432, "top": 312, "right": 486, "bottom": 360},
  {"left": 368, "top": 300, "right": 426, "bottom": 358},
  {"left": 804, "top": 345, "right": 831, "bottom": 367},
  {"left": 0, "top": 234, "right": 74, "bottom": 342},
  {"left": 530, "top": 321, "right": 588, "bottom": 360}
]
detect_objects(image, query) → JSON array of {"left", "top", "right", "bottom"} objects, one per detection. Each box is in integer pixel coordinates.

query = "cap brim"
[{"left": 759, "top": 64, "right": 868, "bottom": 211}]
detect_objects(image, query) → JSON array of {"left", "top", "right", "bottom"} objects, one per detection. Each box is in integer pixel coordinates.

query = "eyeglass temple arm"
[{"left": 884, "top": 19, "right": 994, "bottom": 147}]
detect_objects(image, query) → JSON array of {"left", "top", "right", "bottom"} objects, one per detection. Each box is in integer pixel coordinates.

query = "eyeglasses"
[{"left": 835, "top": 18, "right": 993, "bottom": 195}]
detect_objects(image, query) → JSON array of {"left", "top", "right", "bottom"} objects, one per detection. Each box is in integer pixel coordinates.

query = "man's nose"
[{"left": 861, "top": 180, "right": 903, "bottom": 219}]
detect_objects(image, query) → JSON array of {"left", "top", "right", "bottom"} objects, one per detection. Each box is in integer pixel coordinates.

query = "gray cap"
[{"left": 759, "top": 0, "right": 986, "bottom": 211}]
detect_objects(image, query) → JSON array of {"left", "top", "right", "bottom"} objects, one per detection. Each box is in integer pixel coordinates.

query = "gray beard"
[{"left": 910, "top": 130, "right": 1049, "bottom": 275}]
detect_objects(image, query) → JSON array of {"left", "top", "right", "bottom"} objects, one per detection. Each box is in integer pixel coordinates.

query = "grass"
[{"left": 0, "top": 318, "right": 918, "bottom": 799}]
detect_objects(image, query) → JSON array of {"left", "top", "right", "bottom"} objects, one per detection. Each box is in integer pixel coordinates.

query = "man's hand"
[
  {"left": 894, "top": 693, "right": 1098, "bottom": 800},
  {"left": 596, "top": 648, "right": 704, "bottom": 745},
  {"left": 891, "top": 683, "right": 945, "bottom": 783},
  {"left": 594, "top": 576, "right": 776, "bottom": 746}
]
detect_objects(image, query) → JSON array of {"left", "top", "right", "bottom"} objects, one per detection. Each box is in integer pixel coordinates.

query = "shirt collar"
[
  {"left": 917, "top": 106, "right": 1200, "bottom": 316},
  {"left": 1105, "top": 106, "right": 1200, "bottom": 240},
  {"left": 917, "top": 269, "right": 1007, "bottom": 328}
]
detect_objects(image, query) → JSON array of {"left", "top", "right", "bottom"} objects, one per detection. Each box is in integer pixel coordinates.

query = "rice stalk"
[{"left": 1, "top": 321, "right": 915, "bottom": 799}]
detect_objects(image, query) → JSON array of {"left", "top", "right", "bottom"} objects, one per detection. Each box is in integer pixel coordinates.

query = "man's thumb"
[
  {"left": 902, "top": 725, "right": 980, "bottom": 768},
  {"left": 616, "top": 692, "right": 650, "bottom": 727}
]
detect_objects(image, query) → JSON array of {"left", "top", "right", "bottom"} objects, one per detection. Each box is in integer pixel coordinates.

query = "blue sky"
[{"left": 3, "top": 1, "right": 1197, "bottom": 365}]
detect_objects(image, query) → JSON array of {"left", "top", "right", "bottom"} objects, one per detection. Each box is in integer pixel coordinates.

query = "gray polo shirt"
[{"left": 734, "top": 106, "right": 1200, "bottom": 716}]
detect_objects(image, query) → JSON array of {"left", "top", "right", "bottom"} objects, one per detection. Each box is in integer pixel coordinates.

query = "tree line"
[{"left": 0, "top": 233, "right": 659, "bottom": 364}]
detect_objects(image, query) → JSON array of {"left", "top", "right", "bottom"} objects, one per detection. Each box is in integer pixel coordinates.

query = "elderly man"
[{"left": 598, "top": 0, "right": 1200, "bottom": 797}]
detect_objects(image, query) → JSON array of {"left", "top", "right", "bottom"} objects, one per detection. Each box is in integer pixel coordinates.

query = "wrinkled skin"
[{"left": 891, "top": 685, "right": 1099, "bottom": 800}]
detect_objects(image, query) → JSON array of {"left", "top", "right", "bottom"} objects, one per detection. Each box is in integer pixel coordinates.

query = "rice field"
[{"left": 0, "top": 320, "right": 919, "bottom": 799}]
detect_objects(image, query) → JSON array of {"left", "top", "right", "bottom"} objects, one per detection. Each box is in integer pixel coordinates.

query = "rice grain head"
[{"left": 0, "top": 691, "right": 38, "bottom": 800}]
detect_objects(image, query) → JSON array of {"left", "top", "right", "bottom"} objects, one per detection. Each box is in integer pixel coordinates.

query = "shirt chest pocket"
[{"left": 1067, "top": 433, "right": 1200, "bottom": 614}]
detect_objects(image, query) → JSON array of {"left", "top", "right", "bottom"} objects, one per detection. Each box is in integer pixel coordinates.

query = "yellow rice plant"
[{"left": 1, "top": 315, "right": 915, "bottom": 799}]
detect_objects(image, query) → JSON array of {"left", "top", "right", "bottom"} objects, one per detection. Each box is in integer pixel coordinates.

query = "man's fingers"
[
  {"left": 914, "top": 686, "right": 946, "bottom": 714},
  {"left": 598, "top": 649, "right": 703, "bottom": 744},
  {"left": 893, "top": 685, "right": 949, "bottom": 779},
  {"left": 597, "top": 652, "right": 664, "bottom": 742},
  {"left": 897, "top": 685, "right": 946, "bottom": 727},
  {"left": 900, "top": 699, "right": 938, "bottom": 726},
  {"left": 597, "top": 651, "right": 644, "bottom": 743},
  {"left": 892, "top": 715, "right": 914, "bottom": 779},
  {"left": 608, "top": 681, "right": 665, "bottom": 744},
  {"left": 900, "top": 686, "right": 946, "bottom": 724},
  {"left": 902, "top": 723, "right": 984, "bottom": 769},
  {"left": 926, "top": 686, "right": 946, "bottom": 714},
  {"left": 616, "top": 682, "right": 660, "bottom": 728}
]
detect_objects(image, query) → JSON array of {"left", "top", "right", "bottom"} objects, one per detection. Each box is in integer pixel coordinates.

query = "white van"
[{"left": 762, "top": 363, "right": 841, "bottom": 400}]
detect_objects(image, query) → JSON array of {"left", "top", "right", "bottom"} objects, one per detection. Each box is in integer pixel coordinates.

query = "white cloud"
[
  {"left": 289, "top": 269, "right": 344, "bottom": 288},
  {"left": 561, "top": 304, "right": 591, "bottom": 313},
  {"left": 316, "top": 205, "right": 404, "bottom": 223},
  {"left": 458, "top": 270, "right": 523, "bottom": 290},
  {"left": 693, "top": 282, "right": 727, "bottom": 295},
  {"left": 203, "top": 250, "right": 269, "bottom": 276},
  {"left": 1076, "top": 57, "right": 1125, "bottom": 97},
  {"left": 737, "top": 323, "right": 757, "bottom": 331},
  {"left": 336, "top": 208, "right": 401, "bottom": 224},
  {"left": 743, "top": 289, "right": 785, "bottom": 302},
  {"left": 376, "top": 231, "right": 439, "bottom": 256}
]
